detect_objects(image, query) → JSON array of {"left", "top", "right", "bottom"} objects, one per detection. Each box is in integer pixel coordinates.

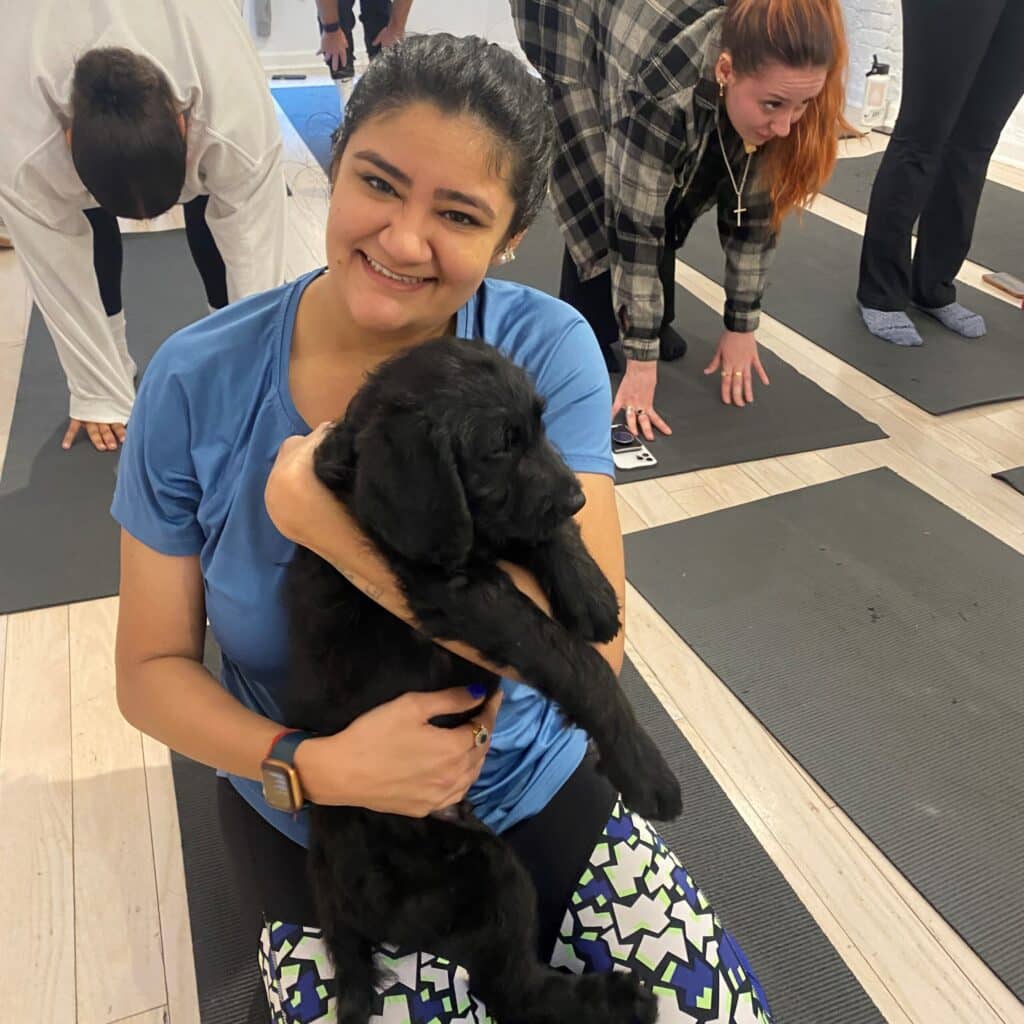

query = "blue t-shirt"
[{"left": 111, "top": 269, "right": 614, "bottom": 845}]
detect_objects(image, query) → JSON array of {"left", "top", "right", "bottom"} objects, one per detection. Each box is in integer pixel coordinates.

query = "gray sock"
[
  {"left": 917, "top": 302, "right": 987, "bottom": 339},
  {"left": 859, "top": 305, "right": 923, "bottom": 347}
]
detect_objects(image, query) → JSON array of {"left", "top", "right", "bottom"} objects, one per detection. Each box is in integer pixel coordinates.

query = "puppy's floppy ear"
[
  {"left": 312, "top": 421, "right": 358, "bottom": 495},
  {"left": 352, "top": 409, "right": 473, "bottom": 570}
]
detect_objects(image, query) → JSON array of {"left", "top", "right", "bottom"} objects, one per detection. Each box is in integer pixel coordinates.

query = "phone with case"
[{"left": 611, "top": 423, "right": 658, "bottom": 470}]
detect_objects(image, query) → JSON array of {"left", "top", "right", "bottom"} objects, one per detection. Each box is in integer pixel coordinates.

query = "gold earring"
[{"left": 719, "top": 79, "right": 725, "bottom": 98}]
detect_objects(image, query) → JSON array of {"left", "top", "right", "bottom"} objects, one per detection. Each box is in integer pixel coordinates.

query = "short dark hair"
[
  {"left": 70, "top": 48, "right": 186, "bottom": 219},
  {"left": 330, "top": 34, "right": 554, "bottom": 241}
]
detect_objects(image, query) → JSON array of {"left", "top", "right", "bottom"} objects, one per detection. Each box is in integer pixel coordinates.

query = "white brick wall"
[{"left": 841, "top": 0, "right": 1024, "bottom": 166}]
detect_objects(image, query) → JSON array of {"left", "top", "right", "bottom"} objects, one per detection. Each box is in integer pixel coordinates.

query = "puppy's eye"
[
  {"left": 504, "top": 426, "right": 523, "bottom": 452},
  {"left": 492, "top": 426, "right": 522, "bottom": 456}
]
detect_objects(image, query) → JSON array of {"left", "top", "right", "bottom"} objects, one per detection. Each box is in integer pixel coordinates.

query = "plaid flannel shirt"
[{"left": 513, "top": 0, "right": 777, "bottom": 360}]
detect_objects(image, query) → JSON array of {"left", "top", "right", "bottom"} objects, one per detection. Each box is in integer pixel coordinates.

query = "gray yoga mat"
[
  {"left": 0, "top": 230, "right": 209, "bottom": 614},
  {"left": 994, "top": 465, "right": 1024, "bottom": 495},
  {"left": 680, "top": 209, "right": 1024, "bottom": 414},
  {"left": 172, "top": 643, "right": 881, "bottom": 1023},
  {"left": 624, "top": 467, "right": 1024, "bottom": 1001},
  {"left": 494, "top": 206, "right": 886, "bottom": 480},
  {"left": 823, "top": 151, "right": 1024, "bottom": 275}
]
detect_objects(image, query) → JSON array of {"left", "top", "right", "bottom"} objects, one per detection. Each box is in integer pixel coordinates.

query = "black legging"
[
  {"left": 857, "top": 0, "right": 1024, "bottom": 311},
  {"left": 319, "top": 0, "right": 393, "bottom": 78},
  {"left": 84, "top": 194, "right": 229, "bottom": 317}
]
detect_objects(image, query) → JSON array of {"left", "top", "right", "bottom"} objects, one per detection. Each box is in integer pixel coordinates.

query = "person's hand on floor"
[
  {"left": 704, "top": 330, "right": 770, "bottom": 407},
  {"left": 296, "top": 685, "right": 504, "bottom": 815},
  {"left": 372, "top": 21, "right": 406, "bottom": 49},
  {"left": 612, "top": 360, "right": 672, "bottom": 441},
  {"left": 62, "top": 418, "right": 126, "bottom": 451},
  {"left": 318, "top": 27, "right": 348, "bottom": 73}
]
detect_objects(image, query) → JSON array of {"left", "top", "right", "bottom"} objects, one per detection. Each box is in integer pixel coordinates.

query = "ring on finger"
[
  {"left": 471, "top": 723, "right": 490, "bottom": 748},
  {"left": 733, "top": 370, "right": 744, "bottom": 377}
]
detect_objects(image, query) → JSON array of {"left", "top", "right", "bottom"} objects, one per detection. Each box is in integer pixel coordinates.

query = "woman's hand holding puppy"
[{"left": 294, "top": 687, "right": 503, "bottom": 816}]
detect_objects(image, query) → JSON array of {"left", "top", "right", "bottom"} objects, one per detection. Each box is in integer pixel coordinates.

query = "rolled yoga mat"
[
  {"left": 823, "top": 151, "right": 1024, "bottom": 277},
  {"left": 172, "top": 644, "right": 882, "bottom": 1023},
  {"left": 0, "top": 230, "right": 209, "bottom": 614},
  {"left": 679, "top": 209, "right": 1024, "bottom": 415},
  {"left": 624, "top": 467, "right": 1024, "bottom": 1001}
]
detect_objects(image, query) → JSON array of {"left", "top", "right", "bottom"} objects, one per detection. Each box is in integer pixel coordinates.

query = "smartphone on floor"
[
  {"left": 612, "top": 423, "right": 658, "bottom": 471},
  {"left": 982, "top": 271, "right": 1024, "bottom": 301}
]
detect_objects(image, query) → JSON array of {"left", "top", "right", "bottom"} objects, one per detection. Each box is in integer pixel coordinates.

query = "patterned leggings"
[{"left": 257, "top": 798, "right": 773, "bottom": 1023}]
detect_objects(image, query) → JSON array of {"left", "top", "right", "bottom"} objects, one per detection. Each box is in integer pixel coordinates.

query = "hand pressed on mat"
[
  {"left": 612, "top": 360, "right": 672, "bottom": 441},
  {"left": 62, "top": 417, "right": 127, "bottom": 451},
  {"left": 704, "top": 329, "right": 770, "bottom": 407}
]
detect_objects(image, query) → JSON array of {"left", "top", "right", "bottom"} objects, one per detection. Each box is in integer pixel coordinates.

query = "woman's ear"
[
  {"left": 351, "top": 411, "right": 473, "bottom": 571},
  {"left": 491, "top": 231, "right": 526, "bottom": 268},
  {"left": 716, "top": 51, "right": 735, "bottom": 88}
]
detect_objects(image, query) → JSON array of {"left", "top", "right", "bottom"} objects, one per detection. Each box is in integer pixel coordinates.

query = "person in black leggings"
[
  {"left": 857, "top": 0, "right": 1024, "bottom": 347},
  {"left": 84, "top": 194, "right": 228, "bottom": 322},
  {"left": 316, "top": 1, "right": 411, "bottom": 82}
]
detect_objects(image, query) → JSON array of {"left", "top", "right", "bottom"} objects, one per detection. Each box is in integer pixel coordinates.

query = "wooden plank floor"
[{"left": 1, "top": 74, "right": 1022, "bottom": 1022}]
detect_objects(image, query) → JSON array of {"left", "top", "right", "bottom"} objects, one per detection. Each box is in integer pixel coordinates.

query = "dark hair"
[
  {"left": 330, "top": 34, "right": 554, "bottom": 241},
  {"left": 70, "top": 48, "right": 187, "bottom": 219}
]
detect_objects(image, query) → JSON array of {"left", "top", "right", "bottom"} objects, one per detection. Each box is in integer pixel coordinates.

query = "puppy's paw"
[
  {"left": 551, "top": 571, "right": 621, "bottom": 643},
  {"left": 573, "top": 970, "right": 659, "bottom": 1024},
  {"left": 599, "top": 730, "right": 682, "bottom": 822}
]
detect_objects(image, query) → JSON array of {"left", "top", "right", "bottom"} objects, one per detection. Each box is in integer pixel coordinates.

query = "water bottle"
[{"left": 861, "top": 54, "right": 891, "bottom": 128}]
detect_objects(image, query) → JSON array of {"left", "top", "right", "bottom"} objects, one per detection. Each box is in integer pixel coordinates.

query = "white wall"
[
  {"left": 242, "top": 0, "right": 522, "bottom": 74},
  {"left": 841, "top": 0, "right": 1024, "bottom": 167}
]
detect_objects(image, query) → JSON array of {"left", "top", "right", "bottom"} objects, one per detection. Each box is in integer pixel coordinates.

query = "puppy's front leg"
[
  {"left": 406, "top": 567, "right": 681, "bottom": 821},
  {"left": 510, "top": 520, "right": 621, "bottom": 644}
]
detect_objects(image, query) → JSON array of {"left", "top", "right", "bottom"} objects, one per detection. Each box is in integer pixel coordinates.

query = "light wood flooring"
[{"left": 1, "top": 75, "right": 1022, "bottom": 1023}]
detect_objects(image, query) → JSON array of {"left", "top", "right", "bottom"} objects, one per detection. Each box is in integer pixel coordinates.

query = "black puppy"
[{"left": 285, "top": 337, "right": 681, "bottom": 1024}]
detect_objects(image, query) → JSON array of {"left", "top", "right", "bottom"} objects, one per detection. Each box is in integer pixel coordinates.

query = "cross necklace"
[{"left": 716, "top": 114, "right": 755, "bottom": 227}]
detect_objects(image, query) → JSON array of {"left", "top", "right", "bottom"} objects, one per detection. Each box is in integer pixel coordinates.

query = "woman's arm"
[
  {"left": 115, "top": 529, "right": 502, "bottom": 814},
  {"left": 265, "top": 426, "right": 625, "bottom": 678},
  {"left": 115, "top": 530, "right": 283, "bottom": 781}
]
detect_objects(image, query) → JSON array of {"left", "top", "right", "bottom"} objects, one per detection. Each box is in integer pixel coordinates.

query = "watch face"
[{"left": 262, "top": 763, "right": 299, "bottom": 812}]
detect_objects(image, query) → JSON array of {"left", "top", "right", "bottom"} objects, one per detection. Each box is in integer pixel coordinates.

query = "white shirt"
[{"left": 0, "top": 0, "right": 287, "bottom": 423}]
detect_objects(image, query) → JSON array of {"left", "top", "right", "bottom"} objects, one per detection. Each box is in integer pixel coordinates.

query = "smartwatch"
[
  {"left": 320, "top": 20, "right": 342, "bottom": 33},
  {"left": 261, "top": 728, "right": 317, "bottom": 813}
]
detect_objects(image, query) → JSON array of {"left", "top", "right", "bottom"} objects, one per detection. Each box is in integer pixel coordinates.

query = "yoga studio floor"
[{"left": 1, "top": 70, "right": 1023, "bottom": 1024}]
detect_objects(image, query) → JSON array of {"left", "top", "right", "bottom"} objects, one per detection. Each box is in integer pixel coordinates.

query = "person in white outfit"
[{"left": 0, "top": 0, "right": 287, "bottom": 452}]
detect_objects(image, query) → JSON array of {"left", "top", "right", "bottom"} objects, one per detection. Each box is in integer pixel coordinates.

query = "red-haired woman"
[{"left": 514, "top": 0, "right": 851, "bottom": 438}]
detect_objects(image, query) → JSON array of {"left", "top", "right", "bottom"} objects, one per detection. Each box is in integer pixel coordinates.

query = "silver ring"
[
  {"left": 625, "top": 405, "right": 635, "bottom": 415},
  {"left": 471, "top": 723, "right": 489, "bottom": 748}
]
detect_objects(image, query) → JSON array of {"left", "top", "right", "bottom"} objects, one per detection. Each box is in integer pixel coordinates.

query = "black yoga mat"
[
  {"left": 994, "top": 465, "right": 1024, "bottom": 495},
  {"left": 624, "top": 467, "right": 1024, "bottom": 1001},
  {"left": 171, "top": 753, "right": 272, "bottom": 1024},
  {"left": 171, "top": 652, "right": 881, "bottom": 1022},
  {"left": 823, "top": 151, "right": 1024, "bottom": 276},
  {"left": 0, "top": 230, "right": 209, "bottom": 614},
  {"left": 493, "top": 206, "right": 886, "bottom": 480},
  {"left": 680, "top": 209, "right": 1024, "bottom": 414}
]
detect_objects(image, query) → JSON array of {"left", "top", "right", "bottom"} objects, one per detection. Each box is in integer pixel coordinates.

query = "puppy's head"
[{"left": 315, "top": 337, "right": 585, "bottom": 571}]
